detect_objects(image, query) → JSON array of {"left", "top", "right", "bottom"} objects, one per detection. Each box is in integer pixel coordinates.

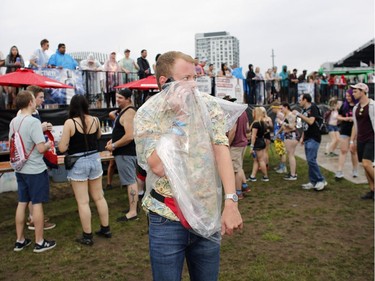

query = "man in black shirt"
[
  {"left": 350, "top": 83, "right": 374, "bottom": 200},
  {"left": 105, "top": 89, "right": 139, "bottom": 221},
  {"left": 137, "top": 49, "right": 151, "bottom": 79},
  {"left": 293, "top": 94, "right": 326, "bottom": 191},
  {"left": 137, "top": 49, "right": 151, "bottom": 104}
]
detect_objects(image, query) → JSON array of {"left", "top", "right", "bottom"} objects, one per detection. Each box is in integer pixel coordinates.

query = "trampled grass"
[{"left": 0, "top": 151, "right": 373, "bottom": 281}]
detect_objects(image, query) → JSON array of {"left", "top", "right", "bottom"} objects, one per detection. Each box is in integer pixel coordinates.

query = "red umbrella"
[
  {"left": 0, "top": 68, "right": 73, "bottom": 88},
  {"left": 115, "top": 75, "right": 158, "bottom": 90}
]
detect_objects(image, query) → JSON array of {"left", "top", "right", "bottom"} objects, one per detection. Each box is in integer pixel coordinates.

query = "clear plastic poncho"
[{"left": 134, "top": 80, "right": 247, "bottom": 242}]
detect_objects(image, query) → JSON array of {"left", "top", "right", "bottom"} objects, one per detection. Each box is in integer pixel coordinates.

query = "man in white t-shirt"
[{"left": 29, "top": 39, "right": 50, "bottom": 69}]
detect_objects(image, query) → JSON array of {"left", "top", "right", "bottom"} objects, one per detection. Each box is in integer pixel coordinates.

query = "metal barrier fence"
[
  {"left": 243, "top": 80, "right": 374, "bottom": 105},
  {"left": 0, "top": 67, "right": 373, "bottom": 109}
]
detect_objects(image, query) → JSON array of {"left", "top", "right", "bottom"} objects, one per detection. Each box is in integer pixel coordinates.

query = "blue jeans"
[
  {"left": 304, "top": 139, "right": 325, "bottom": 184},
  {"left": 148, "top": 212, "right": 220, "bottom": 281}
]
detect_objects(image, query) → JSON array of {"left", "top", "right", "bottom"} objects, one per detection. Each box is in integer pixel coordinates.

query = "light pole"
[{"left": 271, "top": 49, "right": 275, "bottom": 68}]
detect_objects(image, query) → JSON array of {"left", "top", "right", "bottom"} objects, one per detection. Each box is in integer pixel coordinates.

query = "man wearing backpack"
[
  {"left": 293, "top": 94, "right": 327, "bottom": 191},
  {"left": 9, "top": 90, "right": 56, "bottom": 253}
]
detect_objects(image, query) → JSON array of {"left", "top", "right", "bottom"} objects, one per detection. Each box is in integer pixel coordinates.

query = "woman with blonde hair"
[
  {"left": 325, "top": 97, "right": 340, "bottom": 157},
  {"left": 248, "top": 107, "right": 269, "bottom": 182},
  {"left": 280, "top": 103, "right": 299, "bottom": 180}
]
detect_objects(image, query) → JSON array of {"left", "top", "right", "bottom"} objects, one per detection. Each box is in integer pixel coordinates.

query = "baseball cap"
[
  {"left": 350, "top": 83, "right": 369, "bottom": 93},
  {"left": 223, "top": 95, "right": 237, "bottom": 102},
  {"left": 118, "top": 88, "right": 132, "bottom": 98}
]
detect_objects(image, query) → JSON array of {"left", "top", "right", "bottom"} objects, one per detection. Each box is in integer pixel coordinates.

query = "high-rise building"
[{"left": 195, "top": 31, "right": 240, "bottom": 74}]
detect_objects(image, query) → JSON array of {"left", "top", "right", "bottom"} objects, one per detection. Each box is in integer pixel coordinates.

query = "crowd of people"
[
  {"left": 2, "top": 38, "right": 373, "bottom": 110},
  {"left": 5, "top": 43, "right": 374, "bottom": 280},
  {"left": 0, "top": 40, "right": 156, "bottom": 109}
]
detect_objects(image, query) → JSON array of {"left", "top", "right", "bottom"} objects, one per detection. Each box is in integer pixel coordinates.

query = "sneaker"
[
  {"left": 261, "top": 176, "right": 269, "bottom": 182},
  {"left": 95, "top": 228, "right": 112, "bottom": 238},
  {"left": 275, "top": 166, "right": 288, "bottom": 174},
  {"left": 14, "top": 238, "right": 32, "bottom": 252},
  {"left": 76, "top": 236, "right": 94, "bottom": 246},
  {"left": 28, "top": 222, "right": 56, "bottom": 231},
  {"left": 361, "top": 191, "right": 374, "bottom": 200},
  {"left": 247, "top": 176, "right": 257, "bottom": 182},
  {"left": 301, "top": 182, "right": 315, "bottom": 190},
  {"left": 352, "top": 170, "right": 358, "bottom": 178},
  {"left": 328, "top": 152, "right": 338, "bottom": 157},
  {"left": 105, "top": 184, "right": 113, "bottom": 190},
  {"left": 314, "top": 181, "right": 327, "bottom": 191},
  {"left": 335, "top": 171, "right": 344, "bottom": 179},
  {"left": 283, "top": 174, "right": 297, "bottom": 181},
  {"left": 33, "top": 239, "right": 56, "bottom": 253},
  {"left": 26, "top": 217, "right": 49, "bottom": 226}
]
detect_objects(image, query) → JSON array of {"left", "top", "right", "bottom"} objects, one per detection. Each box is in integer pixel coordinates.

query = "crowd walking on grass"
[{"left": 7, "top": 48, "right": 374, "bottom": 281}]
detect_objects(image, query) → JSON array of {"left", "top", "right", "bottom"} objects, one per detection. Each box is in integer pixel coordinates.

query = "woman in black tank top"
[{"left": 58, "top": 95, "right": 111, "bottom": 245}]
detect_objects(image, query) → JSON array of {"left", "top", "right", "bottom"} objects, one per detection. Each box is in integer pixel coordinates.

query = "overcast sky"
[{"left": 1, "top": 0, "right": 374, "bottom": 75}]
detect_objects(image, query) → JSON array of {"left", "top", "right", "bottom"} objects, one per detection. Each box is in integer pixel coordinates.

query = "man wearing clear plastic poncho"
[{"left": 134, "top": 51, "right": 245, "bottom": 281}]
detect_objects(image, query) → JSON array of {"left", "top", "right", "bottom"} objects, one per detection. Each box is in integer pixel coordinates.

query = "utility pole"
[{"left": 271, "top": 49, "right": 275, "bottom": 68}]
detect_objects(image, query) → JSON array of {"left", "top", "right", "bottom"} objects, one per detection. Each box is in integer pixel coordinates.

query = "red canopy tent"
[
  {"left": 115, "top": 75, "right": 158, "bottom": 90},
  {"left": 0, "top": 68, "right": 73, "bottom": 88}
]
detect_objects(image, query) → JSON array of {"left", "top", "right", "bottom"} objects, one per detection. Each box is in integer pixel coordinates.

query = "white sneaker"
[
  {"left": 352, "top": 170, "right": 358, "bottom": 178},
  {"left": 314, "top": 181, "right": 327, "bottom": 191},
  {"left": 335, "top": 171, "right": 344, "bottom": 179},
  {"left": 301, "top": 182, "right": 314, "bottom": 190}
]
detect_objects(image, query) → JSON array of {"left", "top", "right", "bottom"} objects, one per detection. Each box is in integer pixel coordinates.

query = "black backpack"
[{"left": 312, "top": 103, "right": 328, "bottom": 135}]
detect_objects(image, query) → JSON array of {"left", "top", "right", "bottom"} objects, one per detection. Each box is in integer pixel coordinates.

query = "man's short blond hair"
[{"left": 155, "top": 51, "right": 194, "bottom": 89}]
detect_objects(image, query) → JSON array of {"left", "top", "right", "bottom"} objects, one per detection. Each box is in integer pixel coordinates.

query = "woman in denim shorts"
[
  {"left": 335, "top": 89, "right": 359, "bottom": 178},
  {"left": 59, "top": 95, "right": 111, "bottom": 246},
  {"left": 280, "top": 103, "right": 300, "bottom": 180},
  {"left": 325, "top": 98, "right": 340, "bottom": 157}
]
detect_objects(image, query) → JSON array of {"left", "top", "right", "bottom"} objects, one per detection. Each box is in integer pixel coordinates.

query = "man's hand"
[
  {"left": 41, "top": 122, "right": 53, "bottom": 132},
  {"left": 221, "top": 201, "right": 243, "bottom": 236},
  {"left": 105, "top": 140, "right": 113, "bottom": 151}
]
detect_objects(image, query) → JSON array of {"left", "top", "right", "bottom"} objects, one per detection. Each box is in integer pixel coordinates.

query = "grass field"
[{"left": 0, "top": 150, "right": 373, "bottom": 281}]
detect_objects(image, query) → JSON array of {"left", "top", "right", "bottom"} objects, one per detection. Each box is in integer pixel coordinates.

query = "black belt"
[{"left": 150, "top": 189, "right": 166, "bottom": 203}]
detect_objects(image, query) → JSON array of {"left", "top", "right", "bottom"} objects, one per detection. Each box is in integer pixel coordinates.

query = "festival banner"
[
  {"left": 215, "top": 77, "right": 244, "bottom": 103},
  {"left": 35, "top": 69, "right": 85, "bottom": 105},
  {"left": 298, "top": 82, "right": 315, "bottom": 102},
  {"left": 196, "top": 76, "right": 211, "bottom": 93}
]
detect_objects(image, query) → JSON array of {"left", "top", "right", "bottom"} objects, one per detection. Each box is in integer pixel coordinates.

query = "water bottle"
[
  {"left": 252, "top": 151, "right": 257, "bottom": 158},
  {"left": 16, "top": 57, "right": 20, "bottom": 63}
]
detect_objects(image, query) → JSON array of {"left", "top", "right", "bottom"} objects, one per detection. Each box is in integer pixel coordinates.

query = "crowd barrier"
[{"left": 0, "top": 67, "right": 373, "bottom": 110}]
